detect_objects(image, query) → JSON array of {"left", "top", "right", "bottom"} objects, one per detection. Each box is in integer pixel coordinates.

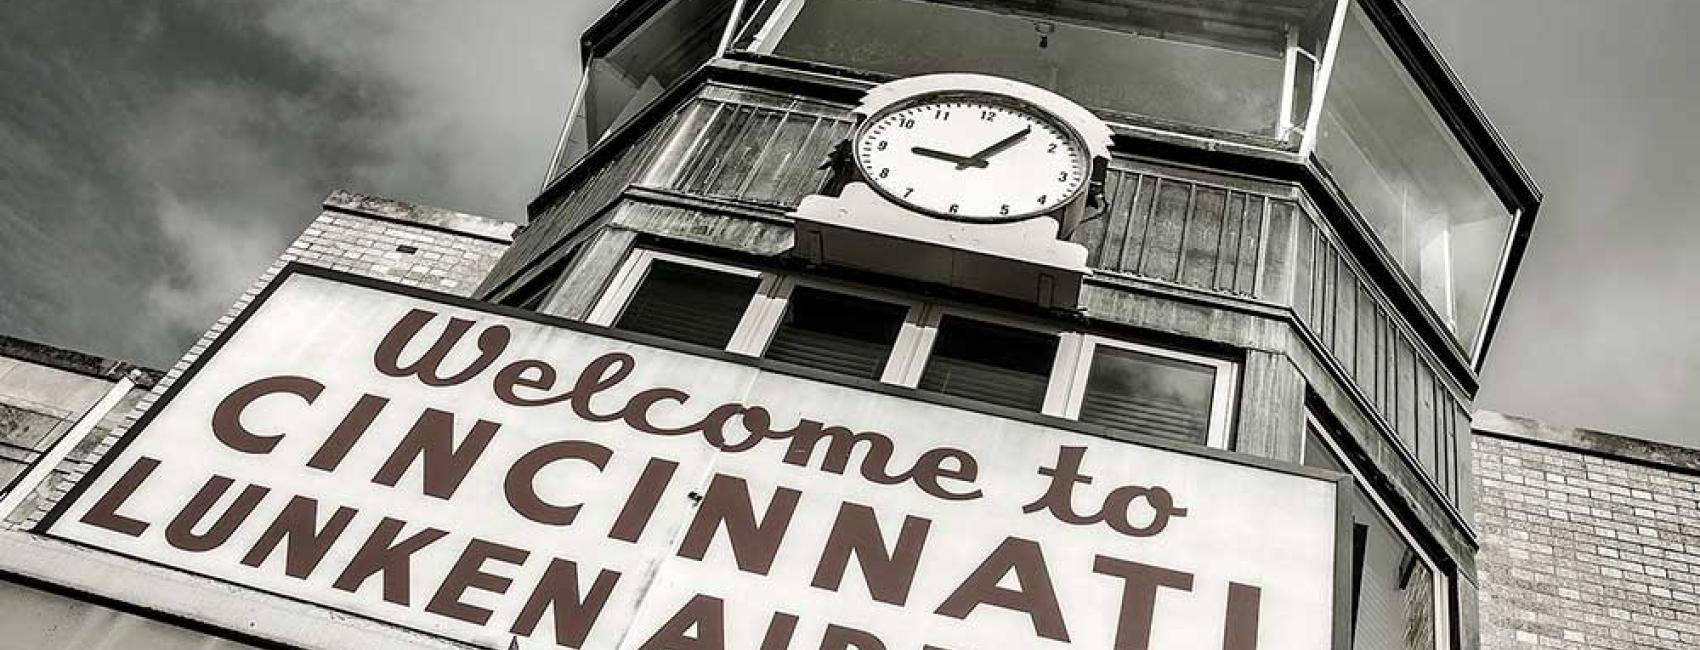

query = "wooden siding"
[
  {"left": 646, "top": 88, "right": 855, "bottom": 207},
  {"left": 1073, "top": 160, "right": 1472, "bottom": 508},
  {"left": 1291, "top": 210, "right": 1473, "bottom": 506},
  {"left": 1071, "top": 167, "right": 1278, "bottom": 298}
]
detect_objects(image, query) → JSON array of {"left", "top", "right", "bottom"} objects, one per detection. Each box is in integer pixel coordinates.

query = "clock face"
[{"left": 854, "top": 95, "right": 1088, "bottom": 222}]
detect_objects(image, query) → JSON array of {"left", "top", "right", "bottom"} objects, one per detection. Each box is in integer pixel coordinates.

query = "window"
[
  {"left": 1304, "top": 420, "right": 1446, "bottom": 650},
  {"left": 555, "top": 0, "right": 734, "bottom": 171},
  {"left": 589, "top": 252, "right": 766, "bottom": 349},
  {"left": 764, "top": 285, "right": 912, "bottom": 380},
  {"left": 1061, "top": 338, "right": 1237, "bottom": 447},
  {"left": 737, "top": 0, "right": 1340, "bottom": 143},
  {"left": 593, "top": 250, "right": 1239, "bottom": 445},
  {"left": 1313, "top": 0, "right": 1514, "bottom": 353},
  {"left": 917, "top": 315, "right": 1060, "bottom": 412}
]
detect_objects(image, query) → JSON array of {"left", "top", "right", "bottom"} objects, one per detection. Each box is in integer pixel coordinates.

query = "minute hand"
[{"left": 957, "top": 126, "right": 1032, "bottom": 169}]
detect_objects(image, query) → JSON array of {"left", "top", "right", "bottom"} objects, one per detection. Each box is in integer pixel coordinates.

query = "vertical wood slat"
[
  {"left": 1072, "top": 170, "right": 1276, "bottom": 300},
  {"left": 1289, "top": 204, "right": 1478, "bottom": 510}
]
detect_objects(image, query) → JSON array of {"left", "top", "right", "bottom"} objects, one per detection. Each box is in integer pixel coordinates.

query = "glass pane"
[
  {"left": 759, "top": 0, "right": 1337, "bottom": 141},
  {"left": 918, "top": 315, "right": 1057, "bottom": 411},
  {"left": 1078, "top": 346, "right": 1216, "bottom": 444},
  {"left": 767, "top": 287, "right": 909, "bottom": 379},
  {"left": 582, "top": 0, "right": 731, "bottom": 153},
  {"left": 1304, "top": 429, "right": 1440, "bottom": 650},
  {"left": 1315, "top": 1, "right": 1514, "bottom": 351},
  {"left": 614, "top": 261, "right": 760, "bottom": 349}
]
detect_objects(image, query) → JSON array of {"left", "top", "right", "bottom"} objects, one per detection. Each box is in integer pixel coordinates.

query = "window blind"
[
  {"left": 613, "top": 261, "right": 759, "bottom": 349},
  {"left": 765, "top": 287, "right": 907, "bottom": 380},
  {"left": 918, "top": 316, "right": 1057, "bottom": 411}
]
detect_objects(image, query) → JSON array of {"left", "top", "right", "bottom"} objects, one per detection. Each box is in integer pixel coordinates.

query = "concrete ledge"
[
  {"left": 0, "top": 531, "right": 474, "bottom": 650},
  {"left": 1473, "top": 410, "right": 1700, "bottom": 477},
  {"left": 323, "top": 190, "right": 519, "bottom": 244},
  {"left": 0, "top": 335, "right": 163, "bottom": 388}
]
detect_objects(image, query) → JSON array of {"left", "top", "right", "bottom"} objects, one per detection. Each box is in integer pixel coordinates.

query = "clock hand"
[
  {"left": 957, "top": 126, "right": 1032, "bottom": 169},
  {"left": 911, "top": 146, "right": 988, "bottom": 168}
]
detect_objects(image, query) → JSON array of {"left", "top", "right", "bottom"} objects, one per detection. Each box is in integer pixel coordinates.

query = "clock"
[{"left": 853, "top": 93, "right": 1090, "bottom": 222}]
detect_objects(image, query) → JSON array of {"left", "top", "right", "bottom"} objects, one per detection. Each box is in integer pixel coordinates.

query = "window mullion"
[
  {"left": 585, "top": 249, "right": 655, "bottom": 326},
  {"left": 727, "top": 273, "right": 790, "bottom": 355},
  {"left": 1044, "top": 332, "right": 1088, "bottom": 418}
]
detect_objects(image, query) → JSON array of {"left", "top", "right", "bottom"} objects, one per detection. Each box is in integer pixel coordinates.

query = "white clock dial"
[{"left": 855, "top": 97, "right": 1088, "bottom": 221}]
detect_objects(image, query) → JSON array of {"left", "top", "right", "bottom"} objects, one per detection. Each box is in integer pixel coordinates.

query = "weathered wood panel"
[
  {"left": 1071, "top": 167, "right": 1271, "bottom": 297},
  {"left": 647, "top": 87, "right": 855, "bottom": 208},
  {"left": 1290, "top": 204, "right": 1473, "bottom": 508}
]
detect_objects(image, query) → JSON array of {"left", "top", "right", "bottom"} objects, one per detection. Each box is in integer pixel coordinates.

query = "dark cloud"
[
  {"left": 3, "top": 0, "right": 1699, "bottom": 446},
  {"left": 0, "top": 0, "right": 597, "bottom": 367}
]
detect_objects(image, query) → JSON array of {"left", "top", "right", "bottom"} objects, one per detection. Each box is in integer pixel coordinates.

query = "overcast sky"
[{"left": 2, "top": 0, "right": 1698, "bottom": 448}]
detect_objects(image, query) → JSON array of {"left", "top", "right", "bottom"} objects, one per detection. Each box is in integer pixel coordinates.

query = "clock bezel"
[{"left": 852, "top": 90, "right": 1092, "bottom": 224}]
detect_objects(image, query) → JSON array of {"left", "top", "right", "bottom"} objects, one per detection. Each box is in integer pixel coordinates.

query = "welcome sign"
[{"left": 47, "top": 265, "right": 1344, "bottom": 650}]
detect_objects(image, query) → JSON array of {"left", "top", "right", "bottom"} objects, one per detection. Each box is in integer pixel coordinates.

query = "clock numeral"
[
  {"left": 933, "top": 110, "right": 951, "bottom": 121},
  {"left": 898, "top": 118, "right": 916, "bottom": 129},
  {"left": 903, "top": 188, "right": 915, "bottom": 198},
  {"left": 878, "top": 168, "right": 891, "bottom": 179},
  {"left": 1000, "top": 204, "right": 1011, "bottom": 216},
  {"left": 980, "top": 111, "right": 997, "bottom": 121},
  {"left": 1037, "top": 195, "right": 1048, "bottom": 204},
  {"left": 1057, "top": 171, "right": 1069, "bottom": 182},
  {"left": 1047, "top": 143, "right": 1058, "bottom": 153},
  {"left": 877, "top": 141, "right": 889, "bottom": 151},
  {"left": 948, "top": 204, "right": 960, "bottom": 214}
]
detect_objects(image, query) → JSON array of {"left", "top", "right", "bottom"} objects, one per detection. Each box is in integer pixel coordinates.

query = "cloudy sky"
[{"left": 2, "top": 0, "right": 1698, "bottom": 448}]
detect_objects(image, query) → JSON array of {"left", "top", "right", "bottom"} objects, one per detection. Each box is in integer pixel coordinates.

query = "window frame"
[
  {"left": 592, "top": 248, "right": 1241, "bottom": 449},
  {"left": 736, "top": 0, "right": 1348, "bottom": 151},
  {"left": 1303, "top": 412, "right": 1451, "bottom": 650},
  {"left": 586, "top": 249, "right": 778, "bottom": 353},
  {"left": 896, "top": 304, "right": 1074, "bottom": 416},
  {"left": 741, "top": 275, "right": 928, "bottom": 383},
  {"left": 1057, "top": 334, "right": 1240, "bottom": 448}
]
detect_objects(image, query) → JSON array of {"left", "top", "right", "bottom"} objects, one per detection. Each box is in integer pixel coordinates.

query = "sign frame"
[{"left": 38, "top": 261, "right": 1359, "bottom": 650}]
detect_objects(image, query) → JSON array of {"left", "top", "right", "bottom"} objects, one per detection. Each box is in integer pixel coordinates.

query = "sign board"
[{"left": 48, "top": 266, "right": 1343, "bottom": 650}]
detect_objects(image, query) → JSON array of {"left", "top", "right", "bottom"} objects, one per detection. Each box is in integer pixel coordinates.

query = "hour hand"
[{"left": 911, "top": 146, "right": 988, "bottom": 168}]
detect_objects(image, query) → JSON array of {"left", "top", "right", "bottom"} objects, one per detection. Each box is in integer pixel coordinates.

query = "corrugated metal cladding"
[{"left": 506, "top": 80, "right": 1471, "bottom": 509}]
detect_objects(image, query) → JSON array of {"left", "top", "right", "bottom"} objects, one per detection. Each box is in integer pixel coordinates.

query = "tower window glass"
[
  {"left": 1315, "top": 0, "right": 1515, "bottom": 353},
  {"left": 560, "top": 0, "right": 732, "bottom": 170},
  {"left": 740, "top": 0, "right": 1339, "bottom": 143},
  {"left": 1078, "top": 346, "right": 1219, "bottom": 445}
]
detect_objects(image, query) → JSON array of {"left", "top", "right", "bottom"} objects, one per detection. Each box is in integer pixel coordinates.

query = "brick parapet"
[{"left": 1474, "top": 410, "right": 1700, "bottom": 649}]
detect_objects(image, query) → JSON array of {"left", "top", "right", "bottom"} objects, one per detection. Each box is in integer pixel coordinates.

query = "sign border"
[{"left": 36, "top": 261, "right": 1357, "bottom": 649}]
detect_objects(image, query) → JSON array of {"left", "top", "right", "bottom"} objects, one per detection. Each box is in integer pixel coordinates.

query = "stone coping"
[
  {"left": 1474, "top": 410, "right": 1700, "bottom": 477},
  {"left": 323, "top": 189, "right": 520, "bottom": 244},
  {"left": 0, "top": 336, "right": 162, "bottom": 388}
]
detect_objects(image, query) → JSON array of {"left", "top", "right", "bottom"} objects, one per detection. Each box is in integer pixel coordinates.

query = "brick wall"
[
  {"left": 1474, "top": 411, "right": 1700, "bottom": 649},
  {"left": 9, "top": 190, "right": 516, "bottom": 528},
  {"left": 0, "top": 339, "right": 159, "bottom": 526}
]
